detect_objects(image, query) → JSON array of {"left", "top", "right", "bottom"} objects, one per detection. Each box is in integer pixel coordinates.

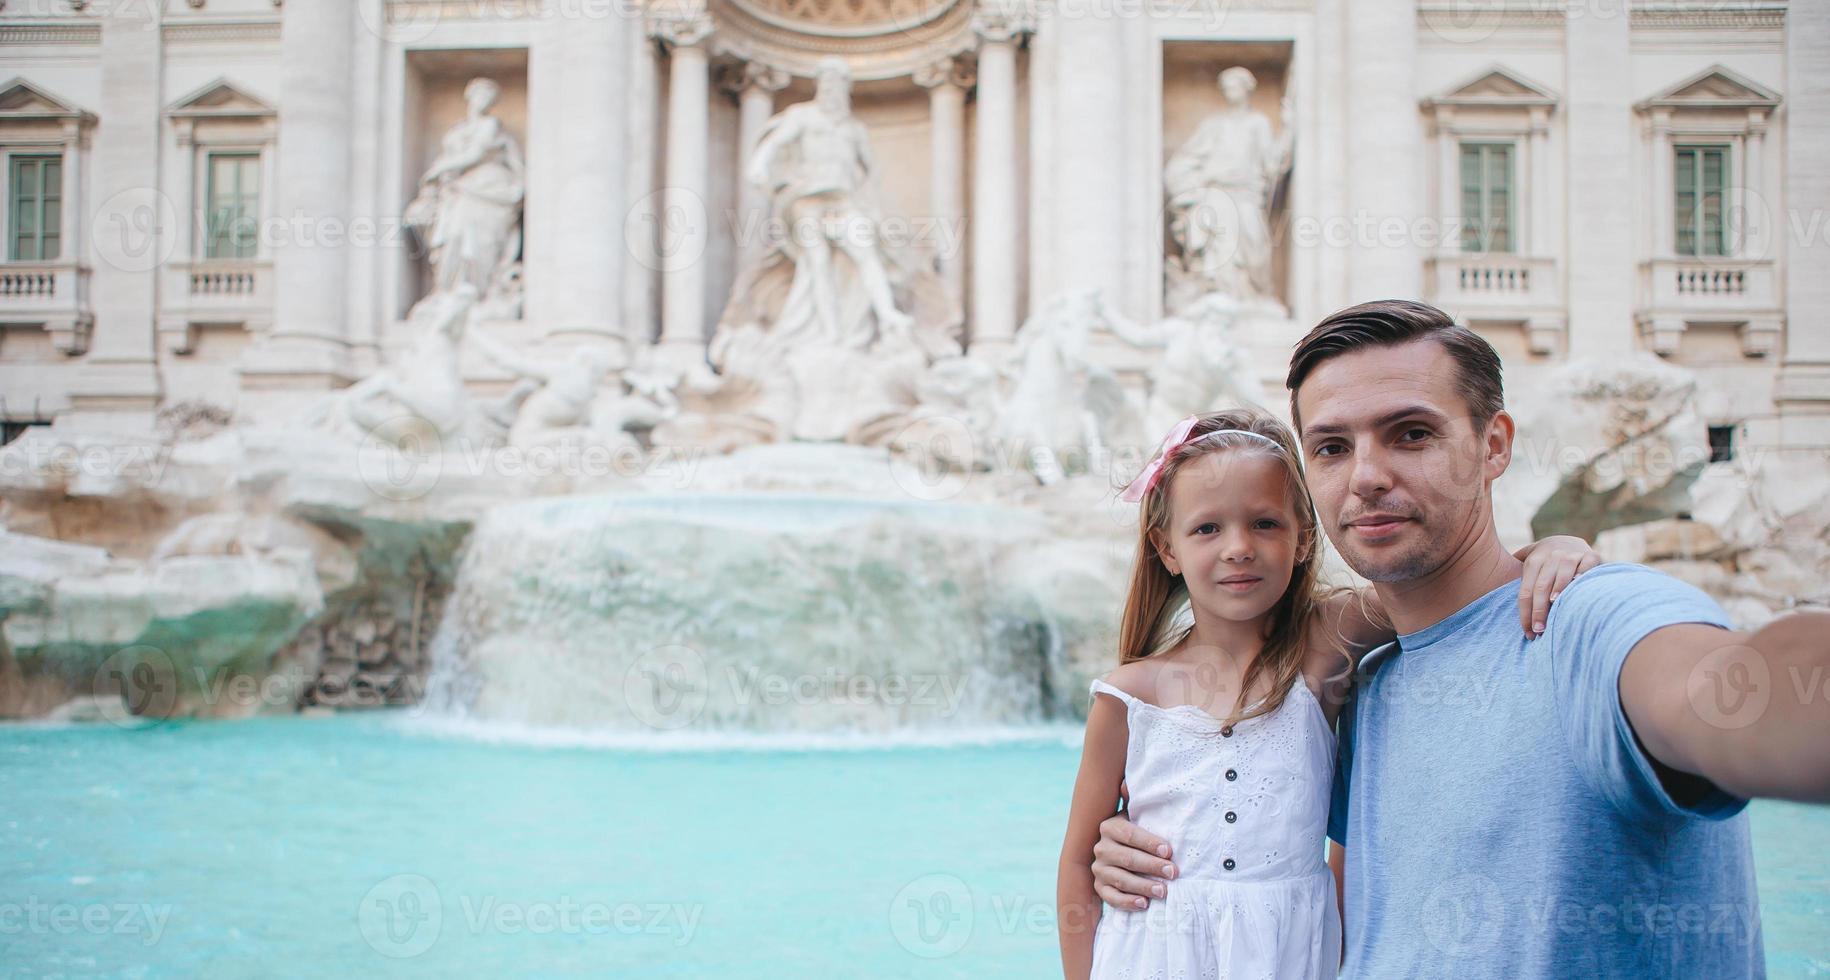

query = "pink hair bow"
[{"left": 1121, "top": 415, "right": 1201, "bottom": 503}]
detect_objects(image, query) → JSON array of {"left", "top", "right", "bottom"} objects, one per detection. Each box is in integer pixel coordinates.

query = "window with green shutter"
[
  {"left": 1459, "top": 142, "right": 1514, "bottom": 254},
  {"left": 1674, "top": 144, "right": 1729, "bottom": 257},
  {"left": 8, "top": 154, "right": 62, "bottom": 262},
  {"left": 205, "top": 152, "right": 261, "bottom": 260}
]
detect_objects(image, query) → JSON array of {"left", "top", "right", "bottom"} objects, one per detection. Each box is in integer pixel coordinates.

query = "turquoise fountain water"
[{"left": 3, "top": 713, "right": 1826, "bottom": 978}]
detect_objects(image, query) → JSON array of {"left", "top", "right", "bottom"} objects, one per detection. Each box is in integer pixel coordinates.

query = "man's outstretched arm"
[
  {"left": 1621, "top": 611, "right": 1830, "bottom": 803},
  {"left": 1090, "top": 788, "right": 1177, "bottom": 910}
]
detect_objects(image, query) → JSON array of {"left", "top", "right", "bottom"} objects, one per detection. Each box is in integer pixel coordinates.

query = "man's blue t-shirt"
[{"left": 1328, "top": 563, "right": 1763, "bottom": 978}]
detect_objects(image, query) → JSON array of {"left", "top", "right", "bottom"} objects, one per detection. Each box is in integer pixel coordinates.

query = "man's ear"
[
  {"left": 1483, "top": 410, "right": 1515, "bottom": 482},
  {"left": 1147, "top": 526, "right": 1181, "bottom": 576}
]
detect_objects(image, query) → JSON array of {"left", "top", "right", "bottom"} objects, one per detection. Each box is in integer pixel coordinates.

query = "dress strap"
[{"left": 1088, "top": 677, "right": 1140, "bottom": 709}]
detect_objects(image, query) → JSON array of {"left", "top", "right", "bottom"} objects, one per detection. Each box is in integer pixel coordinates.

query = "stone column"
[
  {"left": 528, "top": 3, "right": 628, "bottom": 344},
  {"left": 68, "top": 5, "right": 165, "bottom": 421},
  {"left": 1741, "top": 111, "right": 1767, "bottom": 261},
  {"left": 1344, "top": 0, "right": 1420, "bottom": 300},
  {"left": 725, "top": 62, "right": 789, "bottom": 271},
  {"left": 242, "top": 0, "right": 357, "bottom": 387},
  {"left": 1434, "top": 115, "right": 1458, "bottom": 248},
  {"left": 1649, "top": 109, "right": 1673, "bottom": 259},
  {"left": 915, "top": 57, "right": 972, "bottom": 308},
  {"left": 1527, "top": 109, "right": 1550, "bottom": 256},
  {"left": 1046, "top": 21, "right": 1126, "bottom": 315},
  {"left": 1777, "top": 7, "right": 1830, "bottom": 431},
  {"left": 1563, "top": 0, "right": 1637, "bottom": 358},
  {"left": 969, "top": 3, "right": 1033, "bottom": 355},
  {"left": 652, "top": 13, "right": 714, "bottom": 365}
]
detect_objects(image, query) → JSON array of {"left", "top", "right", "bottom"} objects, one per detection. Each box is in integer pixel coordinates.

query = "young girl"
[{"left": 1056, "top": 408, "right": 1599, "bottom": 980}]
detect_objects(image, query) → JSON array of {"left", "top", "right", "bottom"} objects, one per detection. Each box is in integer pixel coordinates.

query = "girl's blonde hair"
[{"left": 1117, "top": 407, "right": 1334, "bottom": 726}]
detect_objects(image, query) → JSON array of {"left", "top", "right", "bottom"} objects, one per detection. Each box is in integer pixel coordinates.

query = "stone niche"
[
  {"left": 399, "top": 48, "right": 531, "bottom": 319},
  {"left": 1160, "top": 40, "right": 1295, "bottom": 315},
  {"left": 704, "top": 71, "right": 949, "bottom": 339}
]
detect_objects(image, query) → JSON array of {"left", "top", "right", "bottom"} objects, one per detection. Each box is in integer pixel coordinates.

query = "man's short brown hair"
[{"left": 1285, "top": 299, "right": 1504, "bottom": 431}]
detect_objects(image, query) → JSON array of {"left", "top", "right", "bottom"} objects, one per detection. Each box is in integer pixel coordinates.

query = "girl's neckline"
[{"left": 1103, "top": 674, "right": 1321, "bottom": 730}]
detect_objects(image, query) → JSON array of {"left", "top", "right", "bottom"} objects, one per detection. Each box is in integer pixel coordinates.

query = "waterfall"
[{"left": 410, "top": 488, "right": 1127, "bottom": 736}]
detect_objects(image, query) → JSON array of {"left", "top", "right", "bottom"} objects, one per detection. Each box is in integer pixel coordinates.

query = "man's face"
[{"left": 1294, "top": 339, "right": 1511, "bottom": 583}]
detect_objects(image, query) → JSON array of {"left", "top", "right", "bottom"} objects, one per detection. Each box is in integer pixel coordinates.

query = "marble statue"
[
  {"left": 467, "top": 329, "right": 680, "bottom": 451},
  {"left": 714, "top": 57, "right": 961, "bottom": 362},
  {"left": 992, "top": 289, "right": 1142, "bottom": 485},
  {"left": 405, "top": 77, "right": 526, "bottom": 314},
  {"left": 1164, "top": 67, "right": 1294, "bottom": 314},
  {"left": 1109, "top": 292, "right": 1269, "bottom": 436},
  {"left": 304, "top": 285, "right": 477, "bottom": 446},
  {"left": 693, "top": 57, "right": 961, "bottom": 445}
]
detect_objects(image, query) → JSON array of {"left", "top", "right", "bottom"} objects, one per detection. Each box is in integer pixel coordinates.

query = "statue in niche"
[
  {"left": 405, "top": 77, "right": 526, "bottom": 316},
  {"left": 1164, "top": 66, "right": 1294, "bottom": 315},
  {"left": 697, "top": 56, "right": 962, "bottom": 444},
  {"left": 714, "top": 56, "right": 961, "bottom": 364}
]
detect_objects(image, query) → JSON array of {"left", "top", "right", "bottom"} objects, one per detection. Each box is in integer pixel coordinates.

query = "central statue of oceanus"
[
  {"left": 714, "top": 57, "right": 961, "bottom": 363},
  {"left": 683, "top": 56, "right": 963, "bottom": 445}
]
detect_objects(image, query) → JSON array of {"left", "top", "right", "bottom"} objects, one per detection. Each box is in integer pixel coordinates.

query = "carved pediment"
[
  {"left": 167, "top": 78, "right": 277, "bottom": 120},
  {"left": 0, "top": 78, "right": 95, "bottom": 122},
  {"left": 1423, "top": 65, "right": 1558, "bottom": 111},
  {"left": 1636, "top": 65, "right": 1780, "bottom": 112}
]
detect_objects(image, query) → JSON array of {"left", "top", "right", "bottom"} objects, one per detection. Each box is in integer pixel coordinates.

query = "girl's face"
[{"left": 1150, "top": 449, "right": 1307, "bottom": 625}]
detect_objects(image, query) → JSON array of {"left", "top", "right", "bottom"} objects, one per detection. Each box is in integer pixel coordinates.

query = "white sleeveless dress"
[{"left": 1087, "top": 675, "right": 1341, "bottom": 980}]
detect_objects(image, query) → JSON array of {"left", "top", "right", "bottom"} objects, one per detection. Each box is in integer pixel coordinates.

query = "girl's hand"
[{"left": 1513, "top": 535, "right": 1603, "bottom": 639}]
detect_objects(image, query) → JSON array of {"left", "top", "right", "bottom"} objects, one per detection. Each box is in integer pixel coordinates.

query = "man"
[{"left": 1091, "top": 299, "right": 1830, "bottom": 976}]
